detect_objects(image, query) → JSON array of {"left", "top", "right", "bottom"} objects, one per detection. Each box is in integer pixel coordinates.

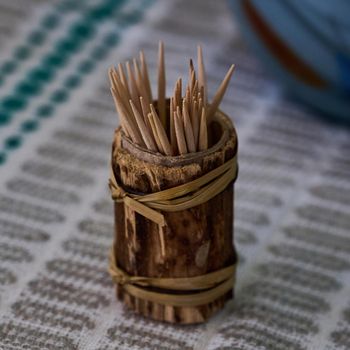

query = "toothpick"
[
  {"left": 185, "top": 87, "right": 190, "bottom": 108},
  {"left": 174, "top": 110, "right": 187, "bottom": 155},
  {"left": 193, "top": 79, "right": 198, "bottom": 99},
  {"left": 140, "top": 96, "right": 156, "bottom": 146},
  {"left": 158, "top": 41, "right": 166, "bottom": 128},
  {"left": 191, "top": 99, "right": 199, "bottom": 149},
  {"left": 190, "top": 70, "right": 196, "bottom": 99},
  {"left": 108, "top": 67, "right": 117, "bottom": 90},
  {"left": 110, "top": 43, "right": 234, "bottom": 157},
  {"left": 130, "top": 100, "right": 157, "bottom": 152},
  {"left": 118, "top": 63, "right": 131, "bottom": 101},
  {"left": 110, "top": 87, "right": 130, "bottom": 137},
  {"left": 140, "top": 96, "right": 151, "bottom": 129},
  {"left": 133, "top": 58, "right": 150, "bottom": 107},
  {"left": 111, "top": 88, "right": 139, "bottom": 139},
  {"left": 199, "top": 86, "right": 204, "bottom": 102},
  {"left": 197, "top": 45, "right": 208, "bottom": 103},
  {"left": 207, "top": 64, "right": 235, "bottom": 122},
  {"left": 110, "top": 68, "right": 133, "bottom": 116},
  {"left": 150, "top": 104, "right": 172, "bottom": 156},
  {"left": 198, "top": 95, "right": 203, "bottom": 112},
  {"left": 176, "top": 78, "right": 182, "bottom": 106},
  {"left": 109, "top": 69, "right": 133, "bottom": 117},
  {"left": 126, "top": 61, "right": 142, "bottom": 112},
  {"left": 139, "top": 50, "right": 153, "bottom": 101},
  {"left": 170, "top": 97, "right": 177, "bottom": 153},
  {"left": 172, "top": 80, "right": 179, "bottom": 109},
  {"left": 199, "top": 107, "right": 208, "bottom": 151},
  {"left": 189, "top": 58, "right": 194, "bottom": 76},
  {"left": 148, "top": 113, "right": 164, "bottom": 154},
  {"left": 111, "top": 87, "right": 144, "bottom": 146},
  {"left": 182, "top": 99, "right": 196, "bottom": 153},
  {"left": 189, "top": 95, "right": 195, "bottom": 123}
]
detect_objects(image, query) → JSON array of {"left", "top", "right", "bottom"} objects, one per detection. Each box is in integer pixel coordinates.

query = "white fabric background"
[{"left": 0, "top": 1, "right": 349, "bottom": 349}]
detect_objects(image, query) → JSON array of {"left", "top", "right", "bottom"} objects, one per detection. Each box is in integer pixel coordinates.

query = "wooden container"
[{"left": 109, "top": 108, "right": 238, "bottom": 324}]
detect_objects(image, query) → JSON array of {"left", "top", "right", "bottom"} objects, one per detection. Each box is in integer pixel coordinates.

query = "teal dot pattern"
[
  {"left": 0, "top": 0, "right": 119, "bottom": 87},
  {"left": 2, "top": 97, "right": 26, "bottom": 111},
  {"left": 36, "top": 104, "right": 54, "bottom": 119},
  {"left": 0, "top": 0, "right": 123, "bottom": 118},
  {"left": 1, "top": 61, "right": 17, "bottom": 74},
  {"left": 64, "top": 75, "right": 81, "bottom": 88},
  {"left": 5, "top": 135, "right": 22, "bottom": 150},
  {"left": 21, "top": 120, "right": 39, "bottom": 133},
  {"left": 0, "top": 113, "right": 11, "bottom": 126},
  {"left": 28, "top": 31, "right": 46, "bottom": 46},
  {"left": 0, "top": 0, "right": 122, "bottom": 86},
  {"left": 0, "top": 152, "right": 6, "bottom": 164},
  {"left": 0, "top": 0, "right": 154, "bottom": 165},
  {"left": 16, "top": 81, "right": 42, "bottom": 96},
  {"left": 14, "top": 46, "right": 32, "bottom": 60}
]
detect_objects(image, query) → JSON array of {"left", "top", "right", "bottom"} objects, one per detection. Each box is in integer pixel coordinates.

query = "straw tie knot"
[
  {"left": 111, "top": 269, "right": 129, "bottom": 285},
  {"left": 109, "top": 178, "right": 127, "bottom": 200},
  {"left": 108, "top": 245, "right": 237, "bottom": 307}
]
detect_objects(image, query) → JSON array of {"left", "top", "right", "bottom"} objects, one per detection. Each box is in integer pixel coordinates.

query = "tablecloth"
[{"left": 0, "top": 0, "right": 349, "bottom": 349}]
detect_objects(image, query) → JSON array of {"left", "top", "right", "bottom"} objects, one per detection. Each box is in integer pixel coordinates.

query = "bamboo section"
[
  {"left": 112, "top": 110, "right": 238, "bottom": 324},
  {"left": 108, "top": 42, "right": 238, "bottom": 324}
]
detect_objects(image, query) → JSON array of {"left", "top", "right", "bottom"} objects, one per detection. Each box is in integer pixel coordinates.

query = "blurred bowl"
[{"left": 228, "top": 0, "right": 350, "bottom": 122}]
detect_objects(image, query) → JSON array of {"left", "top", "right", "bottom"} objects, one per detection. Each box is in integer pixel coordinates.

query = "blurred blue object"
[{"left": 228, "top": 0, "right": 350, "bottom": 122}]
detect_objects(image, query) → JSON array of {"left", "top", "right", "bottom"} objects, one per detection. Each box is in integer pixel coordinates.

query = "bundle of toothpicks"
[
  {"left": 108, "top": 41, "right": 238, "bottom": 324},
  {"left": 109, "top": 41, "right": 234, "bottom": 155}
]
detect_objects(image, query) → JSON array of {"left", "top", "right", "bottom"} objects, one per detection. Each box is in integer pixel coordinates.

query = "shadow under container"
[{"left": 109, "top": 107, "right": 238, "bottom": 324}]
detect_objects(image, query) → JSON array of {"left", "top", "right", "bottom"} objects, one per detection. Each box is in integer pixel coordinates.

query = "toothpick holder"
[{"left": 108, "top": 105, "right": 238, "bottom": 324}]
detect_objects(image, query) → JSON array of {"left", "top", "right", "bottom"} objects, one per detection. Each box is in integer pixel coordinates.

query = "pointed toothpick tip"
[{"left": 228, "top": 64, "right": 235, "bottom": 75}]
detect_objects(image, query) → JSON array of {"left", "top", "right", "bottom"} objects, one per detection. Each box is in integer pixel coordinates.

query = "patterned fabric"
[{"left": 0, "top": 0, "right": 349, "bottom": 349}]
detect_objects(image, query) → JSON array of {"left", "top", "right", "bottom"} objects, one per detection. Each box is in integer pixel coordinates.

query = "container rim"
[{"left": 114, "top": 109, "right": 238, "bottom": 167}]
